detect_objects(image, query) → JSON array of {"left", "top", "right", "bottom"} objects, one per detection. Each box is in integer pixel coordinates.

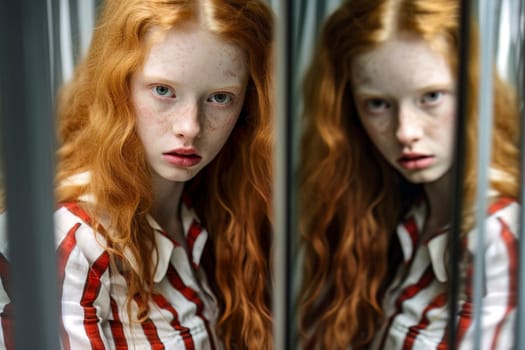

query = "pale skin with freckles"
[
  {"left": 351, "top": 35, "right": 456, "bottom": 237},
  {"left": 130, "top": 22, "right": 248, "bottom": 244}
]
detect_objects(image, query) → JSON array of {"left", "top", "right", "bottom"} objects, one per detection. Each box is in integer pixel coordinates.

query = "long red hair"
[
  {"left": 298, "top": 0, "right": 520, "bottom": 348},
  {"left": 56, "top": 0, "right": 274, "bottom": 348}
]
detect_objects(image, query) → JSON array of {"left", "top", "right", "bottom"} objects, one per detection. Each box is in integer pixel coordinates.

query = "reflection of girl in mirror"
[
  {"left": 299, "top": 0, "right": 520, "bottom": 349},
  {"left": 50, "top": 0, "right": 273, "bottom": 348}
]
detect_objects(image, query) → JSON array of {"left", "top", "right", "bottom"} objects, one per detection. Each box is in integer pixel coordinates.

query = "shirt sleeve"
[
  {"left": 458, "top": 206, "right": 518, "bottom": 350},
  {"left": 0, "top": 253, "right": 13, "bottom": 350},
  {"left": 0, "top": 212, "right": 13, "bottom": 350},
  {"left": 57, "top": 220, "right": 112, "bottom": 350}
]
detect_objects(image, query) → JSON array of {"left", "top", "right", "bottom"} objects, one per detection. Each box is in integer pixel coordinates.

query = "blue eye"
[
  {"left": 420, "top": 91, "right": 443, "bottom": 105},
  {"left": 207, "top": 93, "right": 232, "bottom": 105},
  {"left": 365, "top": 98, "right": 390, "bottom": 112},
  {"left": 153, "top": 85, "right": 175, "bottom": 98}
]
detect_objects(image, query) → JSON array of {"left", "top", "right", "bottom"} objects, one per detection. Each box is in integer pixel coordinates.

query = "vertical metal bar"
[
  {"left": 69, "top": 0, "right": 80, "bottom": 65},
  {"left": 515, "top": 0, "right": 525, "bottom": 347},
  {"left": 516, "top": 93, "right": 525, "bottom": 345},
  {"left": 77, "top": 0, "right": 96, "bottom": 59},
  {"left": 293, "top": 1, "right": 306, "bottom": 57},
  {"left": 448, "top": 0, "right": 472, "bottom": 347},
  {"left": 48, "top": 0, "right": 64, "bottom": 93},
  {"left": 0, "top": 1, "right": 60, "bottom": 349},
  {"left": 472, "top": 0, "right": 496, "bottom": 348},
  {"left": 273, "top": 0, "right": 292, "bottom": 349},
  {"left": 60, "top": 0, "right": 74, "bottom": 82}
]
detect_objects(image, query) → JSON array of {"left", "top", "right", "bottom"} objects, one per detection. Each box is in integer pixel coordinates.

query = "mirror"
[{"left": 294, "top": 0, "right": 524, "bottom": 349}]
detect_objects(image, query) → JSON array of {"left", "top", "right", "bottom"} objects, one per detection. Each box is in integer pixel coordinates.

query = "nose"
[
  {"left": 395, "top": 104, "right": 423, "bottom": 146},
  {"left": 172, "top": 101, "right": 201, "bottom": 141}
]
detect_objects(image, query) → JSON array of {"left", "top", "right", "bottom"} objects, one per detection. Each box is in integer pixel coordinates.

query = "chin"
[
  {"left": 400, "top": 172, "right": 440, "bottom": 185},
  {"left": 160, "top": 171, "right": 198, "bottom": 183}
]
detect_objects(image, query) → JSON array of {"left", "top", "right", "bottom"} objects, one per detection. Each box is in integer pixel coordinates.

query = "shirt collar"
[
  {"left": 396, "top": 200, "right": 448, "bottom": 282},
  {"left": 427, "top": 234, "right": 448, "bottom": 282},
  {"left": 396, "top": 200, "right": 427, "bottom": 263},
  {"left": 139, "top": 202, "right": 208, "bottom": 283},
  {"left": 66, "top": 172, "right": 208, "bottom": 283}
]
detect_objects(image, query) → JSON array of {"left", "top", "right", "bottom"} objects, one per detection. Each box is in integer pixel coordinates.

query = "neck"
[
  {"left": 423, "top": 170, "right": 453, "bottom": 235},
  {"left": 150, "top": 175, "right": 185, "bottom": 233}
]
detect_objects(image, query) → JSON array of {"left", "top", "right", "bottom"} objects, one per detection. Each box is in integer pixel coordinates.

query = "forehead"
[
  {"left": 351, "top": 36, "right": 453, "bottom": 91},
  {"left": 141, "top": 24, "right": 248, "bottom": 82}
]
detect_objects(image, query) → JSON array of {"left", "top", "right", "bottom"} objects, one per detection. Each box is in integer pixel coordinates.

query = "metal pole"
[
  {"left": 514, "top": 0, "right": 525, "bottom": 347},
  {"left": 447, "top": 0, "right": 472, "bottom": 347},
  {"left": 0, "top": 1, "right": 60, "bottom": 349},
  {"left": 273, "top": 0, "right": 294, "bottom": 348},
  {"left": 472, "top": 0, "right": 496, "bottom": 348}
]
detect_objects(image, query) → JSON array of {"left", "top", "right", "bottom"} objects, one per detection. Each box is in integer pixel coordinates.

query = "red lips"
[
  {"left": 397, "top": 153, "right": 434, "bottom": 170},
  {"left": 162, "top": 148, "right": 202, "bottom": 167}
]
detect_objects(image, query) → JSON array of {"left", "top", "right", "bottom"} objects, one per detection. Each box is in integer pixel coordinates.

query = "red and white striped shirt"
[
  {"left": 0, "top": 214, "right": 13, "bottom": 350},
  {"left": 55, "top": 201, "right": 221, "bottom": 350},
  {"left": 370, "top": 196, "right": 518, "bottom": 350}
]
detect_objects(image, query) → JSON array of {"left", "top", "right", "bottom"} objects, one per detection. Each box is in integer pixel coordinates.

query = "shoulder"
[
  {"left": 486, "top": 197, "right": 519, "bottom": 237},
  {"left": 54, "top": 203, "right": 109, "bottom": 267},
  {"left": 0, "top": 212, "right": 8, "bottom": 258},
  {"left": 467, "top": 197, "right": 519, "bottom": 252}
]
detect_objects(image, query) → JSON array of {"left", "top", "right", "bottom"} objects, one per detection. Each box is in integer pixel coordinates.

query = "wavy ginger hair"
[
  {"left": 56, "top": 0, "right": 274, "bottom": 348},
  {"left": 298, "top": 0, "right": 520, "bottom": 349}
]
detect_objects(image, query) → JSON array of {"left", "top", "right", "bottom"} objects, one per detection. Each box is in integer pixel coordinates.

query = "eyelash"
[
  {"left": 151, "top": 85, "right": 235, "bottom": 106},
  {"left": 420, "top": 91, "right": 443, "bottom": 105},
  {"left": 207, "top": 93, "right": 233, "bottom": 105},
  {"left": 362, "top": 91, "right": 445, "bottom": 112},
  {"left": 364, "top": 98, "right": 391, "bottom": 112},
  {"left": 152, "top": 85, "right": 175, "bottom": 98}
]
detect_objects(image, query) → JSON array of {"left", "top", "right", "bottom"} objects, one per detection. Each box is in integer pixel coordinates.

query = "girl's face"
[
  {"left": 351, "top": 35, "right": 456, "bottom": 185},
  {"left": 131, "top": 23, "right": 248, "bottom": 184}
]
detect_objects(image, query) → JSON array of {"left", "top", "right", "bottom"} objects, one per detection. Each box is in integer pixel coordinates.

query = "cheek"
[
  {"left": 360, "top": 118, "right": 392, "bottom": 142},
  {"left": 134, "top": 103, "right": 171, "bottom": 134},
  {"left": 360, "top": 123, "right": 388, "bottom": 155},
  {"left": 204, "top": 105, "right": 242, "bottom": 133},
  {"left": 203, "top": 115, "right": 240, "bottom": 159},
  {"left": 441, "top": 125, "right": 456, "bottom": 152},
  {"left": 207, "top": 115, "right": 239, "bottom": 141},
  {"left": 429, "top": 119, "right": 455, "bottom": 156},
  {"left": 439, "top": 106, "right": 457, "bottom": 142}
]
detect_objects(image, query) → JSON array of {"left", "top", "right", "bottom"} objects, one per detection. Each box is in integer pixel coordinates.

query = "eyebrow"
[
  {"left": 353, "top": 82, "right": 454, "bottom": 95},
  {"left": 140, "top": 74, "right": 246, "bottom": 92}
]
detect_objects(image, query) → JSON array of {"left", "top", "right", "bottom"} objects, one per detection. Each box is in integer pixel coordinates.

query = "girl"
[
  {"left": 55, "top": 0, "right": 273, "bottom": 348},
  {"left": 298, "top": 0, "right": 520, "bottom": 349}
]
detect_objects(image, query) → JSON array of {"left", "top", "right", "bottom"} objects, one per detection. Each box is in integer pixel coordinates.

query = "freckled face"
[
  {"left": 351, "top": 36, "right": 456, "bottom": 185},
  {"left": 131, "top": 23, "right": 248, "bottom": 184}
]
